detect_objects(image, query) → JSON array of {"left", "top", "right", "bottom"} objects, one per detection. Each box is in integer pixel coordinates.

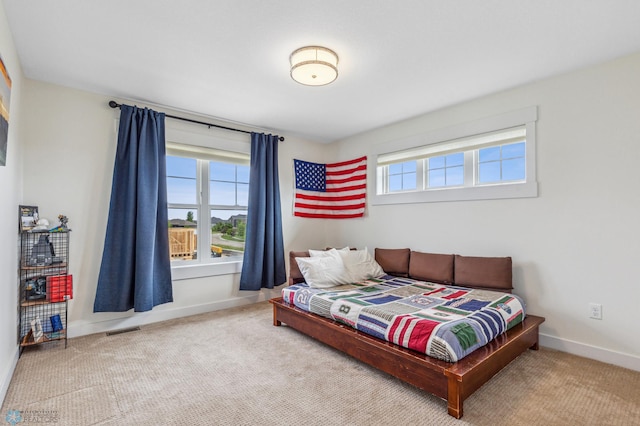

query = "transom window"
[
  {"left": 374, "top": 106, "right": 538, "bottom": 204},
  {"left": 428, "top": 152, "right": 464, "bottom": 188},
  {"left": 477, "top": 141, "right": 525, "bottom": 184},
  {"left": 388, "top": 161, "right": 417, "bottom": 192},
  {"left": 378, "top": 125, "right": 526, "bottom": 192}
]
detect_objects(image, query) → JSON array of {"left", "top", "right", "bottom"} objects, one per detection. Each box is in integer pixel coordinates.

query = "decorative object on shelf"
[
  {"left": 28, "top": 234, "right": 56, "bottom": 266},
  {"left": 31, "top": 218, "right": 50, "bottom": 231},
  {"left": 24, "top": 276, "right": 47, "bottom": 300},
  {"left": 30, "top": 317, "right": 44, "bottom": 343},
  {"left": 50, "top": 215, "right": 70, "bottom": 232},
  {"left": 19, "top": 205, "right": 38, "bottom": 232},
  {"left": 290, "top": 46, "right": 339, "bottom": 86},
  {"left": 58, "top": 214, "right": 69, "bottom": 229}
]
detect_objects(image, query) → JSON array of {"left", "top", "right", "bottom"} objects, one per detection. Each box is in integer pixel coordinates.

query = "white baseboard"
[
  {"left": 68, "top": 289, "right": 281, "bottom": 338},
  {"left": 0, "top": 347, "right": 19, "bottom": 406},
  {"left": 540, "top": 333, "right": 640, "bottom": 372}
]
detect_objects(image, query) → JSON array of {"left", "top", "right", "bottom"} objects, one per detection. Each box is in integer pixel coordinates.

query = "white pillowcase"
[
  {"left": 339, "top": 248, "right": 385, "bottom": 281},
  {"left": 308, "top": 247, "right": 350, "bottom": 257},
  {"left": 295, "top": 249, "right": 353, "bottom": 288}
]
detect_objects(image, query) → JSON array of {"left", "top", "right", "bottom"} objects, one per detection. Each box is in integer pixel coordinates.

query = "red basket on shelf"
[{"left": 46, "top": 275, "right": 73, "bottom": 302}]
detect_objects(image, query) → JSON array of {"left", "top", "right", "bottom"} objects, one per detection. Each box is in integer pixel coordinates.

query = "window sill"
[
  {"left": 171, "top": 260, "right": 243, "bottom": 281},
  {"left": 371, "top": 180, "right": 538, "bottom": 205}
]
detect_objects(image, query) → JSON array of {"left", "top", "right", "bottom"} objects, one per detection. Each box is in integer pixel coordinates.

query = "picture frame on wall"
[
  {"left": 0, "top": 53, "right": 11, "bottom": 167},
  {"left": 19, "top": 205, "right": 39, "bottom": 232}
]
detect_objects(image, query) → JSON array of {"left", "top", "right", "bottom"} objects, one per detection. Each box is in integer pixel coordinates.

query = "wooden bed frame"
[{"left": 270, "top": 297, "right": 544, "bottom": 419}]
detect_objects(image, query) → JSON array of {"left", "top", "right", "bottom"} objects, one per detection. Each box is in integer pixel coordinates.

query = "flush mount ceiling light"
[{"left": 290, "top": 46, "right": 339, "bottom": 86}]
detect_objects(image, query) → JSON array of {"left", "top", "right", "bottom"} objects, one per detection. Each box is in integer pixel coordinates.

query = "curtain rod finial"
[{"left": 108, "top": 100, "right": 119, "bottom": 109}]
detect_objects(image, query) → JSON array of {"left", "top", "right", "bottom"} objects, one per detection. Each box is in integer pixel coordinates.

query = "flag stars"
[{"left": 295, "top": 159, "right": 326, "bottom": 191}]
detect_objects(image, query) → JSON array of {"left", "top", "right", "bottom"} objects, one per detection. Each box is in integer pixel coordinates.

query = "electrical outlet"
[{"left": 589, "top": 303, "right": 602, "bottom": 320}]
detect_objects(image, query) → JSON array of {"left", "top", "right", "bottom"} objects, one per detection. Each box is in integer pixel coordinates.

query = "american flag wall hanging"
[{"left": 293, "top": 156, "right": 367, "bottom": 219}]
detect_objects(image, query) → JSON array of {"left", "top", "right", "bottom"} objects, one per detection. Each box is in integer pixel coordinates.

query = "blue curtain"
[
  {"left": 94, "top": 105, "right": 173, "bottom": 312},
  {"left": 239, "top": 133, "right": 286, "bottom": 290}
]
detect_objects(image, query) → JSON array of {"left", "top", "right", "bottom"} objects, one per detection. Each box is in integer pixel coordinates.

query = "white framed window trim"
[
  {"left": 372, "top": 106, "right": 538, "bottom": 205},
  {"left": 165, "top": 124, "right": 251, "bottom": 280}
]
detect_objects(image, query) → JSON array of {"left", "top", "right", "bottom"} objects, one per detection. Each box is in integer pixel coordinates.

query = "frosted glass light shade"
[{"left": 290, "top": 46, "right": 339, "bottom": 86}]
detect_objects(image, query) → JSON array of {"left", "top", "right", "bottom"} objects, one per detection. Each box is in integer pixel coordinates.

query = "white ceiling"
[{"left": 4, "top": 1, "right": 640, "bottom": 143}]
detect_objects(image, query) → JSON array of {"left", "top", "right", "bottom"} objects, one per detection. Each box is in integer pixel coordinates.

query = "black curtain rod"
[{"left": 108, "top": 101, "right": 284, "bottom": 141}]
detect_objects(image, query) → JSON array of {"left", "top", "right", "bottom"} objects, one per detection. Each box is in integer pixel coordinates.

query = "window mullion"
[
  {"left": 168, "top": 203, "right": 199, "bottom": 210},
  {"left": 465, "top": 151, "right": 475, "bottom": 187},
  {"left": 198, "top": 159, "right": 210, "bottom": 263},
  {"left": 416, "top": 159, "right": 425, "bottom": 190},
  {"left": 235, "top": 166, "right": 239, "bottom": 206},
  {"left": 377, "top": 166, "right": 387, "bottom": 194}
]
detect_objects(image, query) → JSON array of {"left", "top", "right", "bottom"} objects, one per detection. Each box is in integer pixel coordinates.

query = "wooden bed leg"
[
  {"left": 272, "top": 304, "right": 282, "bottom": 326},
  {"left": 530, "top": 335, "right": 540, "bottom": 350},
  {"left": 447, "top": 376, "right": 463, "bottom": 419}
]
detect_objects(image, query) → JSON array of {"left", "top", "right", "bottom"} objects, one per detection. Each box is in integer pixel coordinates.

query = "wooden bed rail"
[{"left": 270, "top": 297, "right": 544, "bottom": 419}]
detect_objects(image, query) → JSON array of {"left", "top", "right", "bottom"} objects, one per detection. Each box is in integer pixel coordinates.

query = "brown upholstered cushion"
[
  {"left": 374, "top": 248, "right": 410, "bottom": 277},
  {"left": 454, "top": 255, "right": 513, "bottom": 291},
  {"left": 289, "top": 251, "right": 310, "bottom": 284},
  {"left": 409, "top": 251, "right": 454, "bottom": 284}
]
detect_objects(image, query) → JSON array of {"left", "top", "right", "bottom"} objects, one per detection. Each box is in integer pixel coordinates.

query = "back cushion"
[
  {"left": 289, "top": 251, "right": 310, "bottom": 284},
  {"left": 409, "top": 251, "right": 454, "bottom": 284},
  {"left": 454, "top": 255, "right": 513, "bottom": 291},
  {"left": 374, "top": 248, "right": 410, "bottom": 277}
]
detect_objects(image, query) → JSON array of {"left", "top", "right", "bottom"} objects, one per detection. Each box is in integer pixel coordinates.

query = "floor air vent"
[{"left": 106, "top": 327, "right": 141, "bottom": 336}]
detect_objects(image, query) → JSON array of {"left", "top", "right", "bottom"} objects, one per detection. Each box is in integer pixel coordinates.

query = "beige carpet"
[{"left": 2, "top": 302, "right": 639, "bottom": 425}]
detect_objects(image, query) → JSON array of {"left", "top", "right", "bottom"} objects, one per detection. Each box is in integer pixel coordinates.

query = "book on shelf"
[{"left": 50, "top": 314, "right": 63, "bottom": 332}]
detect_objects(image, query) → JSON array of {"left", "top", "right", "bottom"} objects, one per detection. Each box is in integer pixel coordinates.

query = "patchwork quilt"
[{"left": 281, "top": 275, "right": 525, "bottom": 362}]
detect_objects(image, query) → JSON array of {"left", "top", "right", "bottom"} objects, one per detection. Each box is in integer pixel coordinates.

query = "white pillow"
[
  {"left": 308, "top": 247, "right": 350, "bottom": 257},
  {"left": 339, "top": 248, "right": 385, "bottom": 281},
  {"left": 295, "top": 251, "right": 353, "bottom": 288}
]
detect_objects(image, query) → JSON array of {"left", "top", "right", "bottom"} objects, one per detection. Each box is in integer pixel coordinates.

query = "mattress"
[{"left": 281, "top": 275, "right": 526, "bottom": 362}]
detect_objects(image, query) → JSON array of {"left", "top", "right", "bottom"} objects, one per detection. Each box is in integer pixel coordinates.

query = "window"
[
  {"left": 166, "top": 142, "right": 250, "bottom": 271},
  {"left": 427, "top": 153, "right": 464, "bottom": 188},
  {"left": 374, "top": 106, "right": 538, "bottom": 204},
  {"left": 388, "top": 161, "right": 417, "bottom": 192},
  {"left": 477, "top": 141, "right": 525, "bottom": 184}
]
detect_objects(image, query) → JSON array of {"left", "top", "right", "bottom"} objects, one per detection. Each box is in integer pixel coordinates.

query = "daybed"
[{"left": 269, "top": 248, "right": 544, "bottom": 419}]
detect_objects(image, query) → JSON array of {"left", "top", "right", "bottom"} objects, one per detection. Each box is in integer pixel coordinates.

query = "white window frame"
[
  {"left": 165, "top": 123, "right": 251, "bottom": 280},
  {"left": 426, "top": 152, "right": 465, "bottom": 189},
  {"left": 383, "top": 160, "right": 420, "bottom": 193},
  {"left": 373, "top": 106, "right": 538, "bottom": 205}
]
